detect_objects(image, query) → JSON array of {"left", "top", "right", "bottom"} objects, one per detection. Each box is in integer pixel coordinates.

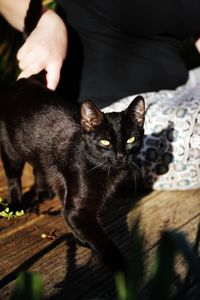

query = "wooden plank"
[
  {"left": 1, "top": 206, "right": 199, "bottom": 300},
  {"left": 127, "top": 189, "right": 200, "bottom": 250},
  {"left": 0, "top": 159, "right": 199, "bottom": 299}
]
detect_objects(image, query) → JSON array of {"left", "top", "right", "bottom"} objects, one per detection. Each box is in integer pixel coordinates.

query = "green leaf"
[
  {"left": 166, "top": 231, "right": 200, "bottom": 279},
  {"left": 115, "top": 272, "right": 127, "bottom": 300},
  {"left": 15, "top": 210, "right": 24, "bottom": 217},
  {"left": 5, "top": 207, "right": 9, "bottom": 213},
  {"left": 0, "top": 211, "right": 9, "bottom": 218},
  {"left": 149, "top": 231, "right": 176, "bottom": 300},
  {"left": 43, "top": 0, "right": 56, "bottom": 10},
  {"left": 149, "top": 230, "right": 200, "bottom": 300},
  {"left": 11, "top": 271, "right": 43, "bottom": 300},
  {"left": 115, "top": 218, "right": 145, "bottom": 300},
  {"left": 0, "top": 197, "right": 7, "bottom": 206},
  {"left": 127, "top": 218, "right": 145, "bottom": 300}
]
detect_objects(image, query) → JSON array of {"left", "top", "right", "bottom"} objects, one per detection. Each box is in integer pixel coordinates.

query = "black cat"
[{"left": 0, "top": 75, "right": 145, "bottom": 272}]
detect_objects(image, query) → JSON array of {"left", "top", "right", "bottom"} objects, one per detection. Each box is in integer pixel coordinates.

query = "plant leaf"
[{"left": 11, "top": 271, "right": 43, "bottom": 300}]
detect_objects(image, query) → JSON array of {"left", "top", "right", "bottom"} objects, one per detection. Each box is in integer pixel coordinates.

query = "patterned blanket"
[{"left": 103, "top": 67, "right": 200, "bottom": 190}]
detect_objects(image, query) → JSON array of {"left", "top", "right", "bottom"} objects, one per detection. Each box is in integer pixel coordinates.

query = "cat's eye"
[
  {"left": 100, "top": 139, "right": 110, "bottom": 146},
  {"left": 127, "top": 136, "right": 135, "bottom": 144}
]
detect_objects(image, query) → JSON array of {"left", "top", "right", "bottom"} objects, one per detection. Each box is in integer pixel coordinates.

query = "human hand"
[
  {"left": 195, "top": 37, "right": 200, "bottom": 55},
  {"left": 17, "top": 9, "right": 67, "bottom": 90}
]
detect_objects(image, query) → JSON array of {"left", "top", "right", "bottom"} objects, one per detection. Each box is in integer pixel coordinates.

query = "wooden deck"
[{"left": 0, "top": 161, "right": 199, "bottom": 299}]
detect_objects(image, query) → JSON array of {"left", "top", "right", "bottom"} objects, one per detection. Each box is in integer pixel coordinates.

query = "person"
[{"left": 0, "top": 0, "right": 200, "bottom": 190}]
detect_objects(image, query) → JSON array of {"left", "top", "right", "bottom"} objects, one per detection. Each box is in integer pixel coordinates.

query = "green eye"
[
  {"left": 127, "top": 136, "right": 135, "bottom": 144},
  {"left": 100, "top": 139, "right": 110, "bottom": 146}
]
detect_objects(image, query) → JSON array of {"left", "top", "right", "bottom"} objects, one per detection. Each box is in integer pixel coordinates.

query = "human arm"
[
  {"left": 0, "top": 0, "right": 30, "bottom": 30},
  {"left": 0, "top": 0, "right": 68, "bottom": 90}
]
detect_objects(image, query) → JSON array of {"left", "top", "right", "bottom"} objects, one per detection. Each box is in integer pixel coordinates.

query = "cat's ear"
[
  {"left": 80, "top": 100, "right": 104, "bottom": 132},
  {"left": 126, "top": 95, "right": 145, "bottom": 127}
]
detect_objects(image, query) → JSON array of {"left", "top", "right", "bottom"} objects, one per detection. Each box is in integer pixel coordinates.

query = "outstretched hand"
[{"left": 17, "top": 9, "right": 67, "bottom": 90}]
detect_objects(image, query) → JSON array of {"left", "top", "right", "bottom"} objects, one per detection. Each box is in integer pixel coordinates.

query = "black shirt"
[{"left": 57, "top": 0, "right": 200, "bottom": 107}]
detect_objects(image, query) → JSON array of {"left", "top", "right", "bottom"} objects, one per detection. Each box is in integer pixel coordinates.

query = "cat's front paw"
[{"left": 8, "top": 187, "right": 23, "bottom": 211}]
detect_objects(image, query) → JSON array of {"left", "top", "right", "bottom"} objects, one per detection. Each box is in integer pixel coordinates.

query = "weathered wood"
[{"left": 0, "top": 161, "right": 199, "bottom": 299}]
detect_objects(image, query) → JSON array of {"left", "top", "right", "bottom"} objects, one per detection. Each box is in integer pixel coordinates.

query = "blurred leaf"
[
  {"left": 149, "top": 230, "right": 200, "bottom": 300},
  {"left": 115, "top": 218, "right": 145, "bottom": 300},
  {"left": 15, "top": 210, "right": 25, "bottom": 217},
  {"left": 0, "top": 211, "right": 8, "bottom": 218},
  {"left": 167, "top": 231, "right": 200, "bottom": 279},
  {"left": 11, "top": 272, "right": 43, "bottom": 300},
  {"left": 149, "top": 231, "right": 176, "bottom": 300},
  {"left": 127, "top": 218, "right": 145, "bottom": 300},
  {"left": 5, "top": 207, "right": 9, "bottom": 213},
  {"left": 115, "top": 272, "right": 127, "bottom": 300},
  {"left": 42, "top": 0, "right": 56, "bottom": 10}
]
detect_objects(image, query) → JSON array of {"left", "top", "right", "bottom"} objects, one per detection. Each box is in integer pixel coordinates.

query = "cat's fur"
[
  {"left": 0, "top": 0, "right": 145, "bottom": 273},
  {"left": 0, "top": 77, "right": 145, "bottom": 272}
]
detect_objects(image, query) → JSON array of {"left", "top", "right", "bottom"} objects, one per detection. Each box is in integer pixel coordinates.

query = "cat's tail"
[{"left": 22, "top": 0, "right": 47, "bottom": 86}]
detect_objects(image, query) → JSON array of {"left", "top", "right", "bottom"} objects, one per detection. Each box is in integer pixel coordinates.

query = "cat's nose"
[{"left": 115, "top": 152, "right": 125, "bottom": 161}]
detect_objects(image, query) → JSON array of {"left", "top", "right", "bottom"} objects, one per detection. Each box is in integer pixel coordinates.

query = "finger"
[
  {"left": 17, "top": 43, "right": 49, "bottom": 69},
  {"left": 46, "top": 62, "right": 62, "bottom": 90},
  {"left": 18, "top": 50, "right": 39, "bottom": 70},
  {"left": 17, "top": 63, "right": 45, "bottom": 80},
  {"left": 17, "top": 42, "right": 30, "bottom": 61}
]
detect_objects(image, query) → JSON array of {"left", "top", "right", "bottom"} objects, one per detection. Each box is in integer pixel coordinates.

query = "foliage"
[
  {"left": 115, "top": 223, "right": 200, "bottom": 300},
  {"left": 11, "top": 272, "right": 43, "bottom": 300},
  {"left": 42, "top": 0, "right": 56, "bottom": 10},
  {"left": 0, "top": 197, "right": 24, "bottom": 220}
]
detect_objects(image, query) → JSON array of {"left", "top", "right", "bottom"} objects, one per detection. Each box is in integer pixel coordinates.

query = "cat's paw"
[{"left": 8, "top": 186, "right": 23, "bottom": 211}]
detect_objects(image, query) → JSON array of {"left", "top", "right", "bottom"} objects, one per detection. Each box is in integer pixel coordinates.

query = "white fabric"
[{"left": 102, "top": 67, "right": 200, "bottom": 190}]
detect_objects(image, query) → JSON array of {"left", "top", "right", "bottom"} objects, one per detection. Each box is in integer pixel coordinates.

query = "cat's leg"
[
  {"left": 44, "top": 167, "right": 127, "bottom": 273},
  {"left": 1, "top": 144, "right": 24, "bottom": 208},
  {"left": 43, "top": 165, "right": 67, "bottom": 204},
  {"left": 32, "top": 166, "right": 54, "bottom": 201},
  {"left": 64, "top": 204, "right": 128, "bottom": 274}
]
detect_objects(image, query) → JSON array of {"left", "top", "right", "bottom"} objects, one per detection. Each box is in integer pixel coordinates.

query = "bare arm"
[
  {"left": 0, "top": 0, "right": 30, "bottom": 31},
  {"left": 0, "top": 0, "right": 68, "bottom": 90}
]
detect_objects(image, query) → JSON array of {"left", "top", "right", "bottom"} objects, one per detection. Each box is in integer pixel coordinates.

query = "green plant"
[
  {"left": 42, "top": 0, "right": 56, "bottom": 10},
  {"left": 115, "top": 223, "right": 200, "bottom": 300},
  {"left": 0, "top": 197, "right": 24, "bottom": 220},
  {"left": 11, "top": 272, "right": 43, "bottom": 300}
]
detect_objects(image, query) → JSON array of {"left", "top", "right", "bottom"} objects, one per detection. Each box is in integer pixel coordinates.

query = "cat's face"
[{"left": 80, "top": 96, "right": 145, "bottom": 169}]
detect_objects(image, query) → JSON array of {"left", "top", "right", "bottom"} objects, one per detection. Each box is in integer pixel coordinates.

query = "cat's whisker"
[
  {"left": 130, "top": 161, "right": 141, "bottom": 173},
  {"left": 131, "top": 168, "right": 137, "bottom": 194},
  {"left": 85, "top": 160, "right": 107, "bottom": 175},
  {"left": 107, "top": 167, "right": 111, "bottom": 188}
]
